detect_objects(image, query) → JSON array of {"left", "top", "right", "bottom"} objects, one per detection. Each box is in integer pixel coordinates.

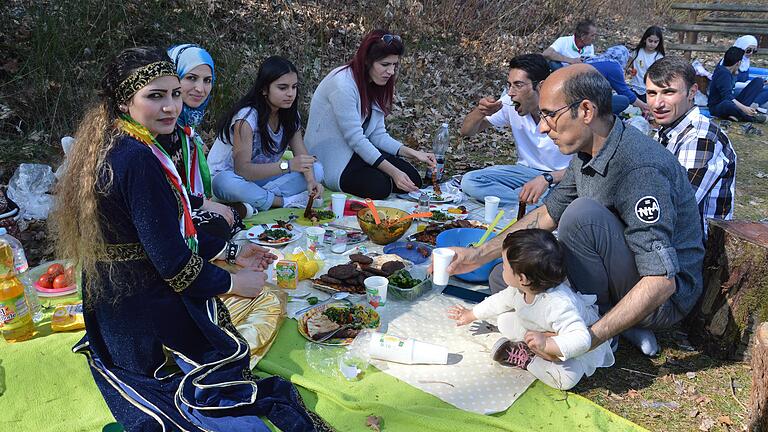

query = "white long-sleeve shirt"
[{"left": 473, "top": 283, "right": 614, "bottom": 374}]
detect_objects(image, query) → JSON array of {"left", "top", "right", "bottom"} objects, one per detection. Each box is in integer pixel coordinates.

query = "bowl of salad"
[{"left": 387, "top": 268, "right": 431, "bottom": 301}]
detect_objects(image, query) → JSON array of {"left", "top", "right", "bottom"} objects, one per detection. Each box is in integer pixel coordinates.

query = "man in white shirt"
[
  {"left": 543, "top": 19, "right": 597, "bottom": 71},
  {"left": 460, "top": 54, "right": 572, "bottom": 208}
]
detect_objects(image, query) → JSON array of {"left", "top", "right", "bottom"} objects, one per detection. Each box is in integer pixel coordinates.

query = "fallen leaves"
[{"left": 366, "top": 415, "right": 382, "bottom": 432}]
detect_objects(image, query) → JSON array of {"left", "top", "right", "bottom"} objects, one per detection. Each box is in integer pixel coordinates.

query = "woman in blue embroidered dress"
[{"left": 51, "top": 47, "right": 330, "bottom": 432}]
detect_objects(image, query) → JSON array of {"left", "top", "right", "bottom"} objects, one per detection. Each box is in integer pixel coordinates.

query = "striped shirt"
[{"left": 655, "top": 107, "right": 736, "bottom": 238}]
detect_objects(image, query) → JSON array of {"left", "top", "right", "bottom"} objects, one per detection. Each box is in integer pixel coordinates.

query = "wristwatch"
[
  {"left": 542, "top": 172, "right": 555, "bottom": 187},
  {"left": 280, "top": 161, "right": 290, "bottom": 173}
]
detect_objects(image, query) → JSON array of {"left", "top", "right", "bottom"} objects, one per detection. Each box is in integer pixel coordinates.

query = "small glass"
[{"left": 331, "top": 229, "right": 348, "bottom": 254}]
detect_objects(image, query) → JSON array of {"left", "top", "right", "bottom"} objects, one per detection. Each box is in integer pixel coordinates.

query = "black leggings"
[{"left": 339, "top": 152, "right": 423, "bottom": 199}]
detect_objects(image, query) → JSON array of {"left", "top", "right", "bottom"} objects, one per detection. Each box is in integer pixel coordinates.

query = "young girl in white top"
[
  {"left": 628, "top": 26, "right": 665, "bottom": 103},
  {"left": 208, "top": 56, "right": 324, "bottom": 212},
  {"left": 448, "top": 229, "right": 614, "bottom": 391}
]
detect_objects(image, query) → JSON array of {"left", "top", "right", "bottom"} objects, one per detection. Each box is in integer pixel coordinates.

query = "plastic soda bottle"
[
  {"left": 0, "top": 228, "right": 41, "bottom": 322},
  {"left": 0, "top": 242, "right": 34, "bottom": 343},
  {"left": 425, "top": 123, "right": 449, "bottom": 182}
]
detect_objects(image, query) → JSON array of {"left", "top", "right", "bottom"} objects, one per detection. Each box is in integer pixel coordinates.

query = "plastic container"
[
  {"left": 0, "top": 243, "right": 34, "bottom": 342},
  {"left": 368, "top": 331, "right": 448, "bottom": 365},
  {"left": 435, "top": 228, "right": 502, "bottom": 282},
  {"left": 387, "top": 268, "right": 431, "bottom": 301}
]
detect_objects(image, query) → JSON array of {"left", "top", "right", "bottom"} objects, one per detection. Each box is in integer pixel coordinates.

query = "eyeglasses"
[
  {"left": 381, "top": 34, "right": 402, "bottom": 45},
  {"left": 538, "top": 101, "right": 582, "bottom": 128},
  {"left": 745, "top": 48, "right": 758, "bottom": 55}
]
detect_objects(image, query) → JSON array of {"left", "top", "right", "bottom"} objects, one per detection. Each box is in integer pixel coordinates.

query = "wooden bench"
[{"left": 670, "top": 2, "right": 768, "bottom": 58}]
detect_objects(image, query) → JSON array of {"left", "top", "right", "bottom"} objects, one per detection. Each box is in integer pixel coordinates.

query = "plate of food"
[
  {"left": 322, "top": 229, "right": 367, "bottom": 245},
  {"left": 33, "top": 261, "right": 79, "bottom": 297},
  {"left": 295, "top": 193, "right": 335, "bottom": 226},
  {"left": 382, "top": 241, "right": 433, "bottom": 264},
  {"left": 408, "top": 189, "right": 458, "bottom": 204},
  {"left": 409, "top": 204, "right": 468, "bottom": 223},
  {"left": 311, "top": 253, "right": 410, "bottom": 295},
  {"left": 298, "top": 303, "right": 381, "bottom": 345},
  {"left": 246, "top": 220, "right": 302, "bottom": 246}
]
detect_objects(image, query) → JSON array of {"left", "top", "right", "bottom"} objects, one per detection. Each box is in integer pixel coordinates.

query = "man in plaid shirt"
[{"left": 646, "top": 56, "right": 736, "bottom": 239}]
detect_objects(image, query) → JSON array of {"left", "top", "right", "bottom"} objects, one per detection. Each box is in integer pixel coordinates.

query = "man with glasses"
[
  {"left": 460, "top": 54, "right": 572, "bottom": 208},
  {"left": 645, "top": 56, "right": 736, "bottom": 239},
  {"left": 444, "top": 64, "right": 704, "bottom": 358},
  {"left": 543, "top": 19, "right": 598, "bottom": 71}
]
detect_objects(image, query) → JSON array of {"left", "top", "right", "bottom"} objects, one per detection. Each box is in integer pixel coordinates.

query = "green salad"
[{"left": 388, "top": 270, "right": 422, "bottom": 289}]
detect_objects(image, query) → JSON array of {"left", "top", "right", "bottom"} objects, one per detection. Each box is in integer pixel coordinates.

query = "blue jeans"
[
  {"left": 460, "top": 163, "right": 547, "bottom": 207},
  {"left": 734, "top": 79, "right": 768, "bottom": 107},
  {"left": 211, "top": 162, "right": 324, "bottom": 211},
  {"left": 549, "top": 60, "right": 567, "bottom": 71},
  {"left": 710, "top": 78, "right": 766, "bottom": 121}
]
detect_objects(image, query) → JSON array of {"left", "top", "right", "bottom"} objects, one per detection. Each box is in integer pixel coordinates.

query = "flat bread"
[{"left": 306, "top": 313, "right": 340, "bottom": 339}]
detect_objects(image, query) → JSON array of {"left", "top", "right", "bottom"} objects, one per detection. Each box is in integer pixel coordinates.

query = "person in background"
[
  {"left": 305, "top": 29, "right": 435, "bottom": 199},
  {"left": 51, "top": 46, "right": 327, "bottom": 432},
  {"left": 164, "top": 43, "right": 244, "bottom": 240},
  {"left": 209, "top": 56, "right": 325, "bottom": 211},
  {"left": 628, "top": 26, "right": 665, "bottom": 103},
  {"left": 708, "top": 47, "right": 767, "bottom": 123},
  {"left": 730, "top": 35, "right": 768, "bottom": 108},
  {"left": 646, "top": 56, "right": 736, "bottom": 239},
  {"left": 459, "top": 54, "right": 571, "bottom": 208},
  {"left": 585, "top": 45, "right": 650, "bottom": 114},
  {"left": 542, "top": 19, "right": 598, "bottom": 71}
]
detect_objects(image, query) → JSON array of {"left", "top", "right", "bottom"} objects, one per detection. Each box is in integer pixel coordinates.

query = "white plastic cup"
[
  {"left": 431, "top": 248, "right": 456, "bottom": 286},
  {"left": 331, "top": 193, "right": 347, "bottom": 219},
  {"left": 364, "top": 276, "right": 388, "bottom": 308},
  {"left": 305, "top": 226, "right": 326, "bottom": 250},
  {"left": 484, "top": 196, "right": 501, "bottom": 223},
  {"left": 368, "top": 332, "right": 449, "bottom": 365}
]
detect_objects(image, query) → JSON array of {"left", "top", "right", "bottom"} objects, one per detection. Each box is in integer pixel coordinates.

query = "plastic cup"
[
  {"left": 364, "top": 276, "right": 388, "bottom": 308},
  {"left": 305, "top": 226, "right": 326, "bottom": 250},
  {"left": 431, "top": 248, "right": 456, "bottom": 286},
  {"left": 331, "top": 193, "right": 347, "bottom": 219},
  {"left": 412, "top": 340, "right": 449, "bottom": 364},
  {"left": 484, "top": 196, "right": 501, "bottom": 223}
]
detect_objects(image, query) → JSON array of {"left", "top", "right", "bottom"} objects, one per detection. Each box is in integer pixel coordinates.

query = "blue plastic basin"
[{"left": 435, "top": 228, "right": 502, "bottom": 282}]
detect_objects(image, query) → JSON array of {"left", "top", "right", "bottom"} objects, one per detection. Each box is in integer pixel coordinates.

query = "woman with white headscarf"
[{"left": 730, "top": 35, "right": 768, "bottom": 107}]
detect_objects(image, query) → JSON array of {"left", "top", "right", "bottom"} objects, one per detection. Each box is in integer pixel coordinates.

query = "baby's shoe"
[{"left": 491, "top": 337, "right": 535, "bottom": 369}]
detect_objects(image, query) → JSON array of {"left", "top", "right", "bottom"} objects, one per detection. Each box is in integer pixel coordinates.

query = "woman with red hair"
[{"left": 305, "top": 30, "right": 436, "bottom": 199}]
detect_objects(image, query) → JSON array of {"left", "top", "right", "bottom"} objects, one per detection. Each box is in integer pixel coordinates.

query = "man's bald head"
[{"left": 541, "top": 64, "right": 613, "bottom": 119}]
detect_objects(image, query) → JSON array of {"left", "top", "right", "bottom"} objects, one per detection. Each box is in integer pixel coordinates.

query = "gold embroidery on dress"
[
  {"left": 166, "top": 254, "right": 203, "bottom": 292},
  {"left": 101, "top": 243, "right": 147, "bottom": 261}
]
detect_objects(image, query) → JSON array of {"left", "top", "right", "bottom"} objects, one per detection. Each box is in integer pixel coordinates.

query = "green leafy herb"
[
  {"left": 307, "top": 296, "right": 319, "bottom": 305},
  {"left": 388, "top": 270, "right": 422, "bottom": 289}
]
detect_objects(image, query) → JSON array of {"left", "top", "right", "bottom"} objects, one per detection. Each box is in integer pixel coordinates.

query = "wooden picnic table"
[{"left": 668, "top": 2, "right": 768, "bottom": 58}]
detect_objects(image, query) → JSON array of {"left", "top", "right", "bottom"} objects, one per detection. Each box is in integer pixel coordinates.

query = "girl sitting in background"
[
  {"left": 208, "top": 56, "right": 323, "bottom": 212},
  {"left": 628, "top": 26, "right": 665, "bottom": 103},
  {"left": 448, "top": 229, "right": 614, "bottom": 391}
]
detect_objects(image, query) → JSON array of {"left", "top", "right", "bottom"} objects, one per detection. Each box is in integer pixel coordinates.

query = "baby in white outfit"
[{"left": 448, "top": 229, "right": 614, "bottom": 390}]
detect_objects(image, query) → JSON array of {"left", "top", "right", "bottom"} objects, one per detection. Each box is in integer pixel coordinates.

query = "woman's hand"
[
  {"left": 235, "top": 243, "right": 277, "bottom": 271},
  {"left": 307, "top": 180, "right": 324, "bottom": 197},
  {"left": 201, "top": 199, "right": 235, "bottom": 226},
  {"left": 447, "top": 305, "right": 477, "bottom": 326},
  {"left": 389, "top": 168, "right": 419, "bottom": 192},
  {"left": 412, "top": 150, "right": 437, "bottom": 169},
  {"left": 288, "top": 155, "right": 316, "bottom": 174},
  {"left": 230, "top": 269, "right": 267, "bottom": 298}
]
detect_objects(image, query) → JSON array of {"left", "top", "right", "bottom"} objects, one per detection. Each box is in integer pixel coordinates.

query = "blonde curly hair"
[{"left": 50, "top": 47, "right": 171, "bottom": 303}]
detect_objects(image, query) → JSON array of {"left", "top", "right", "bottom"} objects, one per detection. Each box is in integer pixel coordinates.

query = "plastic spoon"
[
  {"left": 293, "top": 292, "right": 350, "bottom": 317},
  {"left": 473, "top": 210, "right": 504, "bottom": 247},
  {"left": 390, "top": 212, "right": 433, "bottom": 225},
  {"left": 365, "top": 198, "right": 382, "bottom": 225}
]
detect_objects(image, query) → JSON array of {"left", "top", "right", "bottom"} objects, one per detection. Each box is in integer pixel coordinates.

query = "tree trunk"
[
  {"left": 686, "top": 220, "right": 768, "bottom": 360},
  {"left": 750, "top": 323, "right": 768, "bottom": 432}
]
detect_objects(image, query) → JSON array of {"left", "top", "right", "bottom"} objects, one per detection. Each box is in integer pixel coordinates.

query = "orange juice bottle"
[{"left": 0, "top": 242, "right": 34, "bottom": 342}]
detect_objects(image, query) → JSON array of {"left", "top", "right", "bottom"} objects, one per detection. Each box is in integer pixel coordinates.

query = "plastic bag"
[
  {"left": 7, "top": 164, "right": 56, "bottom": 220},
  {"left": 54, "top": 136, "right": 75, "bottom": 179}
]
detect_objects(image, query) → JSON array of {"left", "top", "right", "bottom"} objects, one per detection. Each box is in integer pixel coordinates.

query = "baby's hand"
[
  {"left": 524, "top": 330, "right": 560, "bottom": 361},
  {"left": 447, "top": 305, "right": 476, "bottom": 326}
]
